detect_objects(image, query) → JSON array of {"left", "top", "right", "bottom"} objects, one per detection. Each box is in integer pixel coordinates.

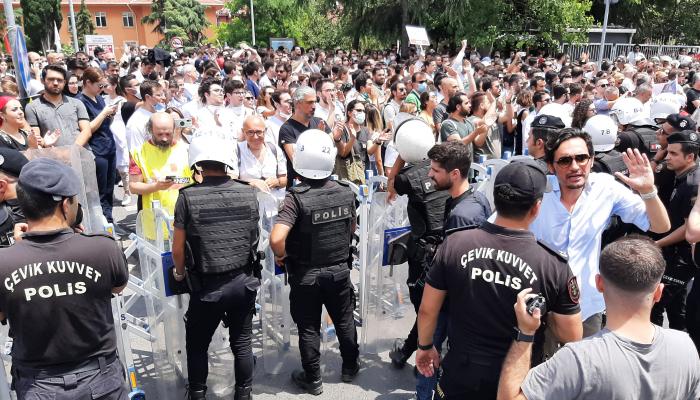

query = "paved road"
[{"left": 111, "top": 185, "right": 420, "bottom": 400}]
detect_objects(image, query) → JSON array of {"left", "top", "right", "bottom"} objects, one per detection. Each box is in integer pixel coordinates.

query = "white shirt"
[
  {"left": 266, "top": 114, "right": 287, "bottom": 144},
  {"left": 522, "top": 110, "right": 538, "bottom": 153},
  {"left": 181, "top": 99, "right": 202, "bottom": 118},
  {"left": 314, "top": 101, "right": 345, "bottom": 123},
  {"left": 183, "top": 82, "right": 199, "bottom": 101},
  {"left": 237, "top": 141, "right": 287, "bottom": 202},
  {"left": 529, "top": 173, "right": 651, "bottom": 320},
  {"left": 126, "top": 107, "right": 153, "bottom": 151},
  {"left": 259, "top": 74, "right": 273, "bottom": 88}
]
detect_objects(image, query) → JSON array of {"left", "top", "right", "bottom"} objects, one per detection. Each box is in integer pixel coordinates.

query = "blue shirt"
[
  {"left": 246, "top": 79, "right": 260, "bottom": 99},
  {"left": 77, "top": 93, "right": 115, "bottom": 157},
  {"left": 529, "top": 173, "right": 650, "bottom": 320},
  {"left": 444, "top": 189, "right": 491, "bottom": 232}
]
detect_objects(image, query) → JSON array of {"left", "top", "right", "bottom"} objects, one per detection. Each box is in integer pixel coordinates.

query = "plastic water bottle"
[
  {"left": 479, "top": 154, "right": 487, "bottom": 164},
  {"left": 523, "top": 148, "right": 529, "bottom": 156},
  {"left": 502, "top": 151, "right": 512, "bottom": 160}
]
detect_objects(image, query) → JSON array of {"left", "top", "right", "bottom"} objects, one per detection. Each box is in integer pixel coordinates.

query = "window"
[
  {"left": 95, "top": 12, "right": 107, "bottom": 28},
  {"left": 122, "top": 12, "right": 134, "bottom": 27}
]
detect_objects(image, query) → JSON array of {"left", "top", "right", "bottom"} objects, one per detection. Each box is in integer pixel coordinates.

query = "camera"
[
  {"left": 175, "top": 118, "right": 192, "bottom": 129},
  {"left": 525, "top": 295, "right": 546, "bottom": 316}
]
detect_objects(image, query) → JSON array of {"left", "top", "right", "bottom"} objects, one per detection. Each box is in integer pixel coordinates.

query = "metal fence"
[{"left": 559, "top": 43, "right": 700, "bottom": 61}]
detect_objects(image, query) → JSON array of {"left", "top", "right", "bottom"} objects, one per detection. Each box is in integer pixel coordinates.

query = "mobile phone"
[{"left": 164, "top": 176, "right": 176, "bottom": 181}]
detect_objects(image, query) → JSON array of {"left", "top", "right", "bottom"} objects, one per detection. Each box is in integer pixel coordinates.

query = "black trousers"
[
  {"left": 185, "top": 272, "right": 259, "bottom": 390},
  {"left": 651, "top": 281, "right": 688, "bottom": 330},
  {"left": 94, "top": 152, "right": 116, "bottom": 223},
  {"left": 14, "top": 356, "right": 128, "bottom": 400},
  {"left": 289, "top": 264, "right": 359, "bottom": 381},
  {"left": 686, "top": 273, "right": 700, "bottom": 352}
]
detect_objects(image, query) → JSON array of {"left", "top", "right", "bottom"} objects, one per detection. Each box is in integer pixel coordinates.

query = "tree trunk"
[{"left": 400, "top": 0, "right": 409, "bottom": 57}]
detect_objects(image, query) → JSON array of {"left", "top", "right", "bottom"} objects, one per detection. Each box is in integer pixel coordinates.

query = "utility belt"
[
  {"left": 281, "top": 245, "right": 356, "bottom": 285},
  {"left": 185, "top": 248, "right": 264, "bottom": 293},
  {"left": 407, "top": 234, "right": 442, "bottom": 289},
  {"left": 13, "top": 351, "right": 118, "bottom": 380}
]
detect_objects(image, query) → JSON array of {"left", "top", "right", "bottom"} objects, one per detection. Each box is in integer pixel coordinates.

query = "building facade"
[{"left": 12, "top": 0, "right": 228, "bottom": 57}]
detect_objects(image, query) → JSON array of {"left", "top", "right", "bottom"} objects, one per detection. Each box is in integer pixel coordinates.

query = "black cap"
[
  {"left": 532, "top": 114, "right": 566, "bottom": 129},
  {"left": 667, "top": 130, "right": 700, "bottom": 146},
  {"left": 0, "top": 148, "right": 28, "bottom": 177},
  {"left": 494, "top": 158, "right": 552, "bottom": 201},
  {"left": 666, "top": 114, "right": 696, "bottom": 132},
  {"left": 18, "top": 158, "right": 81, "bottom": 200}
]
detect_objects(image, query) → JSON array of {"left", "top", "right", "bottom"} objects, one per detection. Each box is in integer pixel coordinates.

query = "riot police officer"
[
  {"left": 585, "top": 114, "right": 628, "bottom": 176},
  {"left": 270, "top": 129, "right": 359, "bottom": 395},
  {"left": 527, "top": 115, "right": 565, "bottom": 170},
  {"left": 0, "top": 148, "right": 28, "bottom": 246},
  {"left": 172, "top": 135, "right": 261, "bottom": 400},
  {"left": 0, "top": 158, "right": 129, "bottom": 399},
  {"left": 386, "top": 118, "right": 448, "bottom": 373},
  {"left": 612, "top": 97, "right": 660, "bottom": 157},
  {"left": 651, "top": 114, "right": 697, "bottom": 207}
]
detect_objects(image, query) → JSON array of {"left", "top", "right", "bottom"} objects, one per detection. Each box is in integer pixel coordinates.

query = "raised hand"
[{"left": 615, "top": 148, "right": 655, "bottom": 194}]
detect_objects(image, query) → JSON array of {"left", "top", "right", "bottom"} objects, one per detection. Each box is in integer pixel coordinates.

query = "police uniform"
[
  {"left": 173, "top": 176, "right": 260, "bottom": 400},
  {"left": 0, "top": 149, "right": 28, "bottom": 247},
  {"left": 615, "top": 123, "right": 661, "bottom": 157},
  {"left": 530, "top": 115, "right": 565, "bottom": 172},
  {"left": 276, "top": 178, "right": 359, "bottom": 390},
  {"left": 653, "top": 115, "right": 697, "bottom": 208},
  {"left": 651, "top": 130, "right": 700, "bottom": 330},
  {"left": 425, "top": 160, "right": 580, "bottom": 399},
  {"left": 0, "top": 158, "right": 129, "bottom": 400}
]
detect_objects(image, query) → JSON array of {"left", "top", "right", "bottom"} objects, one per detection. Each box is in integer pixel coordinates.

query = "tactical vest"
[
  {"left": 401, "top": 160, "right": 450, "bottom": 238},
  {"left": 286, "top": 181, "right": 355, "bottom": 267},
  {"left": 594, "top": 151, "right": 628, "bottom": 176},
  {"left": 0, "top": 204, "right": 15, "bottom": 247},
  {"left": 628, "top": 125, "right": 660, "bottom": 156},
  {"left": 181, "top": 179, "right": 259, "bottom": 275}
]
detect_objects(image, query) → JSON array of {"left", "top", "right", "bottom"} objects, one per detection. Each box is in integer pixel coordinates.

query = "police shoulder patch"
[
  {"left": 536, "top": 239, "right": 568, "bottom": 262},
  {"left": 311, "top": 205, "right": 352, "bottom": 224},
  {"left": 568, "top": 276, "right": 580, "bottom": 304}
]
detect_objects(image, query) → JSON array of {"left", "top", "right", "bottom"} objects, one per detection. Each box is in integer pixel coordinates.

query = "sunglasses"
[
  {"left": 417, "top": 80, "right": 427, "bottom": 84},
  {"left": 245, "top": 96, "right": 254, "bottom": 100},
  {"left": 598, "top": 84, "right": 608, "bottom": 88},
  {"left": 555, "top": 153, "right": 591, "bottom": 167}
]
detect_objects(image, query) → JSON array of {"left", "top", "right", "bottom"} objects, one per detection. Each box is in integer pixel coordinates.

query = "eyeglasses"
[
  {"left": 245, "top": 96, "right": 254, "bottom": 100},
  {"left": 245, "top": 130, "right": 265, "bottom": 137},
  {"left": 597, "top": 84, "right": 608, "bottom": 88},
  {"left": 232, "top": 91, "right": 245, "bottom": 95},
  {"left": 417, "top": 80, "right": 427, "bottom": 84},
  {"left": 555, "top": 153, "right": 591, "bottom": 167},
  {"left": 98, "top": 83, "right": 108, "bottom": 89},
  {"left": 397, "top": 88, "right": 407, "bottom": 93}
]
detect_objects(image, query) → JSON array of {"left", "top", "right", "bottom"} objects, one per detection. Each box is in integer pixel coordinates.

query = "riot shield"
[
  {"left": 24, "top": 145, "right": 104, "bottom": 234},
  {"left": 358, "top": 192, "right": 413, "bottom": 354}
]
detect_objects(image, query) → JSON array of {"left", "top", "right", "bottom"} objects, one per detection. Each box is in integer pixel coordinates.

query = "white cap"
[
  {"left": 293, "top": 129, "right": 337, "bottom": 179},
  {"left": 583, "top": 115, "right": 619, "bottom": 152},
  {"left": 394, "top": 117, "right": 435, "bottom": 163}
]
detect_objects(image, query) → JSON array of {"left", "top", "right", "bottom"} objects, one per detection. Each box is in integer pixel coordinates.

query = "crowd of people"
[{"left": 0, "top": 37, "right": 696, "bottom": 400}]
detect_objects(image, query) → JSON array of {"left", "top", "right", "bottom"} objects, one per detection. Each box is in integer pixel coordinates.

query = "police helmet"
[
  {"left": 188, "top": 134, "right": 236, "bottom": 169},
  {"left": 650, "top": 93, "right": 682, "bottom": 121},
  {"left": 583, "top": 115, "right": 619, "bottom": 153},
  {"left": 293, "top": 129, "right": 337, "bottom": 179},
  {"left": 394, "top": 117, "right": 435, "bottom": 163},
  {"left": 610, "top": 97, "right": 653, "bottom": 126},
  {"left": 538, "top": 103, "right": 572, "bottom": 128}
]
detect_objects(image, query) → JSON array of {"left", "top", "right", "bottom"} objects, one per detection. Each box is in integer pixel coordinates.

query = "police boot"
[
  {"left": 291, "top": 369, "right": 323, "bottom": 395},
  {"left": 234, "top": 385, "right": 252, "bottom": 400},
  {"left": 186, "top": 384, "right": 207, "bottom": 400}
]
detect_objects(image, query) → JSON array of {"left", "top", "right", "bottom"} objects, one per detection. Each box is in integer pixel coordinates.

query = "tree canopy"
[
  {"left": 19, "top": 0, "right": 62, "bottom": 52},
  {"left": 141, "top": 0, "right": 210, "bottom": 48},
  {"left": 74, "top": 0, "right": 95, "bottom": 50}
]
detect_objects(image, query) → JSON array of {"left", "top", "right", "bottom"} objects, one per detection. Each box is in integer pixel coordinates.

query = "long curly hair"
[{"left": 571, "top": 99, "right": 593, "bottom": 129}]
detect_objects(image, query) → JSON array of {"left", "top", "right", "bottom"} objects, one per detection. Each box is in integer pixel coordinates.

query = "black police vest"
[
  {"left": 181, "top": 179, "right": 259, "bottom": 275},
  {"left": 594, "top": 151, "right": 628, "bottom": 176},
  {"left": 401, "top": 160, "right": 450, "bottom": 238},
  {"left": 286, "top": 181, "right": 355, "bottom": 267},
  {"left": 628, "top": 125, "right": 660, "bottom": 156},
  {"left": 0, "top": 204, "right": 15, "bottom": 247}
]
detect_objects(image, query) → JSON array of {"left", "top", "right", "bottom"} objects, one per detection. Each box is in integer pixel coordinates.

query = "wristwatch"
[
  {"left": 513, "top": 327, "right": 535, "bottom": 343},
  {"left": 173, "top": 269, "right": 185, "bottom": 279}
]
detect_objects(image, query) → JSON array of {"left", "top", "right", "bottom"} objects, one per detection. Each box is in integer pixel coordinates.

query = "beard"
[
  {"left": 432, "top": 177, "right": 452, "bottom": 191},
  {"left": 154, "top": 137, "right": 172, "bottom": 149}
]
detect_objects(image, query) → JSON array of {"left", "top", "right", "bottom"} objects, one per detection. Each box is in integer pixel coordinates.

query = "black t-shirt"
[
  {"left": 0, "top": 229, "right": 128, "bottom": 368},
  {"left": 665, "top": 166, "right": 698, "bottom": 273},
  {"left": 443, "top": 189, "right": 492, "bottom": 232},
  {"left": 278, "top": 117, "right": 331, "bottom": 186},
  {"left": 426, "top": 222, "right": 579, "bottom": 387},
  {"left": 121, "top": 101, "right": 137, "bottom": 125},
  {"left": 686, "top": 88, "right": 700, "bottom": 115},
  {"left": 0, "top": 130, "right": 30, "bottom": 151}
]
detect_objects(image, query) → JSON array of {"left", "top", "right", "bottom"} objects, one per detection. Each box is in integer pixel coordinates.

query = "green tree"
[
  {"left": 19, "top": 0, "right": 62, "bottom": 51},
  {"left": 73, "top": 0, "right": 95, "bottom": 50},
  {"left": 141, "top": 0, "right": 209, "bottom": 47}
]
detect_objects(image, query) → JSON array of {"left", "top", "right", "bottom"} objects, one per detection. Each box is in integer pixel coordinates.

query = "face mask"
[
  {"left": 132, "top": 88, "right": 142, "bottom": 100},
  {"left": 354, "top": 112, "right": 366, "bottom": 125},
  {"left": 279, "top": 111, "right": 292, "bottom": 120},
  {"left": 154, "top": 103, "right": 165, "bottom": 112},
  {"left": 417, "top": 83, "right": 428, "bottom": 93}
]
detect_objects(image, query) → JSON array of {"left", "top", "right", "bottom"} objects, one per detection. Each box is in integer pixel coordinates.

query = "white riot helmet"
[
  {"left": 538, "top": 103, "right": 572, "bottom": 127},
  {"left": 583, "top": 115, "right": 619, "bottom": 152},
  {"left": 610, "top": 97, "right": 653, "bottom": 126},
  {"left": 394, "top": 117, "right": 435, "bottom": 163},
  {"left": 650, "top": 93, "right": 682, "bottom": 121},
  {"left": 293, "top": 129, "right": 337, "bottom": 179},
  {"left": 188, "top": 134, "right": 236, "bottom": 169}
]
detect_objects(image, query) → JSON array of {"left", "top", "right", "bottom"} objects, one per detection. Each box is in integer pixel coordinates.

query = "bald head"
[
  {"left": 441, "top": 77, "right": 460, "bottom": 99},
  {"left": 242, "top": 115, "right": 266, "bottom": 137},
  {"left": 148, "top": 112, "right": 175, "bottom": 148}
]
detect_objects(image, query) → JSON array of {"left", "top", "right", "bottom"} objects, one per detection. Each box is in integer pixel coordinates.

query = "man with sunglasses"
[
  {"left": 0, "top": 158, "right": 129, "bottom": 400},
  {"left": 406, "top": 72, "right": 428, "bottom": 112},
  {"left": 530, "top": 128, "right": 670, "bottom": 337},
  {"left": 383, "top": 81, "right": 407, "bottom": 131}
]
